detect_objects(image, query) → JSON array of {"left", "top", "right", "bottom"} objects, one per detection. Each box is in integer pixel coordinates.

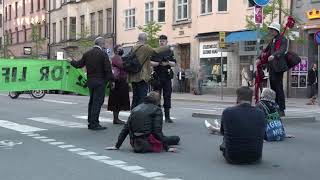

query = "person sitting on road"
[
  {"left": 105, "top": 91, "right": 180, "bottom": 153},
  {"left": 256, "top": 88, "right": 294, "bottom": 141},
  {"left": 219, "top": 87, "right": 265, "bottom": 164}
]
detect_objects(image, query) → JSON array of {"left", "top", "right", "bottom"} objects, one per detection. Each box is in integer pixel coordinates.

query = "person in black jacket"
[
  {"left": 151, "top": 35, "right": 176, "bottom": 123},
  {"left": 257, "top": 22, "right": 288, "bottom": 117},
  {"left": 220, "top": 87, "right": 265, "bottom": 164},
  {"left": 69, "top": 37, "right": 114, "bottom": 130},
  {"left": 307, "top": 63, "right": 318, "bottom": 105},
  {"left": 105, "top": 91, "right": 180, "bottom": 153}
]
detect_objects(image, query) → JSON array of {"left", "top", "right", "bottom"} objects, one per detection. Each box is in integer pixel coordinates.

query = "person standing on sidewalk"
[
  {"left": 197, "top": 65, "right": 205, "bottom": 95},
  {"left": 307, "top": 63, "right": 318, "bottom": 105},
  {"left": 129, "top": 33, "right": 155, "bottom": 109},
  {"left": 150, "top": 35, "right": 176, "bottom": 123},
  {"left": 107, "top": 45, "right": 130, "bottom": 124},
  {"left": 69, "top": 37, "right": 114, "bottom": 130}
]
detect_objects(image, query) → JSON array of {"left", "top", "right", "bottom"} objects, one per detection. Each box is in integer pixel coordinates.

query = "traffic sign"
[
  {"left": 314, "top": 31, "right": 320, "bottom": 45},
  {"left": 219, "top": 32, "right": 226, "bottom": 48},
  {"left": 253, "top": 0, "right": 270, "bottom": 6}
]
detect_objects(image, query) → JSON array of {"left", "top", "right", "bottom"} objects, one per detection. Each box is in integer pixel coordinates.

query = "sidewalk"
[{"left": 169, "top": 92, "right": 320, "bottom": 108}]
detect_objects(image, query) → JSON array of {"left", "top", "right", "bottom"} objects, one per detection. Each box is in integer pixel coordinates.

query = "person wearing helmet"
[{"left": 257, "top": 22, "right": 288, "bottom": 117}]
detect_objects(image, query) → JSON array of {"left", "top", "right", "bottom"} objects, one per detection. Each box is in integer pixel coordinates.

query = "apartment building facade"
[
  {"left": 49, "top": 0, "right": 114, "bottom": 59},
  {"left": 3, "top": 0, "right": 48, "bottom": 57},
  {"left": 289, "top": 0, "right": 320, "bottom": 97},
  {"left": 116, "top": 0, "right": 291, "bottom": 93},
  {"left": 0, "top": 0, "right": 3, "bottom": 53}
]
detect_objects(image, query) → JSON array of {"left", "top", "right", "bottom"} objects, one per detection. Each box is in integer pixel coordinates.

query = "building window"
[
  {"left": 98, "top": 11, "right": 103, "bottom": 35},
  {"left": 0, "top": 37, "right": 2, "bottom": 49},
  {"left": 60, "top": 21, "right": 62, "bottom": 41},
  {"left": 145, "top": 2, "right": 154, "bottom": 24},
  {"left": 9, "top": 29, "right": 12, "bottom": 44},
  {"left": 31, "top": 0, "right": 34, "bottom": 13},
  {"left": 125, "top": 8, "right": 135, "bottom": 30},
  {"left": 53, "top": 0, "right": 56, "bottom": 9},
  {"left": 52, "top": 23, "right": 56, "bottom": 43},
  {"left": 23, "top": 26, "right": 27, "bottom": 42},
  {"left": 0, "top": 14, "right": 2, "bottom": 27},
  {"left": 176, "top": 0, "right": 188, "bottom": 21},
  {"left": 218, "top": 0, "right": 228, "bottom": 12},
  {"left": 37, "top": 0, "right": 40, "bottom": 11},
  {"left": 15, "top": 2, "right": 18, "bottom": 18},
  {"left": 106, "top": 8, "right": 112, "bottom": 34},
  {"left": 22, "top": 0, "right": 25, "bottom": 15},
  {"left": 63, "top": 18, "right": 67, "bottom": 40},
  {"left": 69, "top": 17, "right": 76, "bottom": 40},
  {"left": 9, "top": 5, "right": 12, "bottom": 20},
  {"left": 158, "top": 1, "right": 165, "bottom": 22},
  {"left": 43, "top": 0, "right": 46, "bottom": 10},
  {"left": 5, "top": 7, "right": 7, "bottom": 21},
  {"left": 201, "top": 0, "right": 212, "bottom": 14},
  {"left": 90, "top": 13, "right": 96, "bottom": 36},
  {"left": 16, "top": 27, "right": 19, "bottom": 44},
  {"left": 80, "top": 15, "right": 85, "bottom": 37},
  {"left": 248, "top": 0, "right": 255, "bottom": 7}
]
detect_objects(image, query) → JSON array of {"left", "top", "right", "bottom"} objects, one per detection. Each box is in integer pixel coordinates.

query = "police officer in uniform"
[{"left": 151, "top": 35, "right": 176, "bottom": 123}]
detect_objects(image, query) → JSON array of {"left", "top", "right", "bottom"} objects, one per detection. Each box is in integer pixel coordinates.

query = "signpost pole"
[
  {"left": 221, "top": 51, "right": 223, "bottom": 100},
  {"left": 219, "top": 32, "right": 226, "bottom": 100}
]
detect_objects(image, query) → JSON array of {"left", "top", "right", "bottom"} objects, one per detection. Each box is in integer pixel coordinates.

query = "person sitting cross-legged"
[{"left": 219, "top": 87, "right": 265, "bottom": 164}]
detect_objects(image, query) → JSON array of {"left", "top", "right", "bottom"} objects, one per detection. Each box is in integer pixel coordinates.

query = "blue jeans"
[{"left": 131, "top": 81, "right": 149, "bottom": 110}]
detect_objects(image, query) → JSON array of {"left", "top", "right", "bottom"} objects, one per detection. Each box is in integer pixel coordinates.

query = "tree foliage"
[
  {"left": 138, "top": 21, "right": 162, "bottom": 48},
  {"left": 246, "top": 0, "right": 304, "bottom": 43},
  {"left": 30, "top": 23, "right": 47, "bottom": 59}
]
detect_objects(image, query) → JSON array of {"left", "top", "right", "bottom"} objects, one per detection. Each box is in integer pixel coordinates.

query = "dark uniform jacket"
[
  {"left": 71, "top": 46, "right": 114, "bottom": 82},
  {"left": 151, "top": 46, "right": 176, "bottom": 80},
  {"left": 115, "top": 99, "right": 167, "bottom": 151},
  {"left": 308, "top": 69, "right": 318, "bottom": 86}
]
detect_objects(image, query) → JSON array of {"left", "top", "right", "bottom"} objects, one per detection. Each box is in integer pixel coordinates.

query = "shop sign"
[
  {"left": 314, "top": 31, "right": 320, "bottom": 45},
  {"left": 306, "top": 9, "right": 320, "bottom": 20},
  {"left": 254, "top": 6, "right": 263, "bottom": 25},
  {"left": 199, "top": 42, "right": 227, "bottom": 58},
  {"left": 253, "top": 0, "right": 270, "bottom": 6}
]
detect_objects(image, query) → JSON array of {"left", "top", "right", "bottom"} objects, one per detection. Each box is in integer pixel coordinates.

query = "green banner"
[{"left": 0, "top": 59, "right": 109, "bottom": 96}]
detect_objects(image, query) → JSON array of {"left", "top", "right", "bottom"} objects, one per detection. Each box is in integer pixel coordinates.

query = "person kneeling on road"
[{"left": 105, "top": 91, "right": 180, "bottom": 153}]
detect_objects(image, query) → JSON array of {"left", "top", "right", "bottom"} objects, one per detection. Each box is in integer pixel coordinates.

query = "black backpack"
[{"left": 123, "top": 45, "right": 146, "bottom": 74}]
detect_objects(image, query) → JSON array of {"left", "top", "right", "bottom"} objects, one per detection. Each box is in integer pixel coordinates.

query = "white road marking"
[
  {"left": 41, "top": 99, "right": 78, "bottom": 105},
  {"left": 121, "top": 166, "right": 144, "bottom": 171},
  {"left": 72, "top": 115, "right": 114, "bottom": 123},
  {"left": 40, "top": 139, "right": 56, "bottom": 142},
  {"left": 22, "top": 133, "right": 182, "bottom": 180},
  {"left": 68, "top": 148, "right": 86, "bottom": 152},
  {"left": 28, "top": 117, "right": 86, "bottom": 128},
  {"left": 77, "top": 151, "right": 97, "bottom": 156},
  {"left": 140, "top": 172, "right": 165, "bottom": 178},
  {"left": 33, "top": 136, "right": 48, "bottom": 139},
  {"left": 27, "top": 134, "right": 40, "bottom": 137},
  {"left": 0, "top": 120, "right": 47, "bottom": 133},
  {"left": 49, "top": 142, "right": 65, "bottom": 145},
  {"left": 100, "top": 160, "right": 126, "bottom": 166},
  {"left": 180, "top": 107, "right": 218, "bottom": 112},
  {"left": 59, "top": 145, "right": 75, "bottom": 149},
  {"left": 88, "top": 155, "right": 110, "bottom": 160}
]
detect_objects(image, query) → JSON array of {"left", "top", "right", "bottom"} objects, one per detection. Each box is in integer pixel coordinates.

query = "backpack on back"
[{"left": 123, "top": 45, "right": 146, "bottom": 74}]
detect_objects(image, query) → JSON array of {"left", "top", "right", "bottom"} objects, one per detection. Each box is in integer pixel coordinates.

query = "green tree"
[
  {"left": 30, "top": 23, "right": 46, "bottom": 59},
  {"left": 246, "top": 0, "right": 303, "bottom": 42},
  {"left": 67, "top": 26, "right": 94, "bottom": 59},
  {"left": 138, "top": 21, "right": 162, "bottom": 48}
]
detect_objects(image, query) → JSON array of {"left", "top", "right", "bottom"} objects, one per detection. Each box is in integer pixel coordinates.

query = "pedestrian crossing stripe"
[{"left": 0, "top": 120, "right": 47, "bottom": 133}]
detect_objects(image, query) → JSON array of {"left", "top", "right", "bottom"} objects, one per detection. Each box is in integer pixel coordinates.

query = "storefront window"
[
  {"left": 291, "top": 57, "right": 308, "bottom": 88},
  {"left": 200, "top": 57, "right": 227, "bottom": 87}
]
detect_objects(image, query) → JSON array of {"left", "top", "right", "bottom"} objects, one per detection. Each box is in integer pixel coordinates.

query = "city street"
[{"left": 0, "top": 93, "right": 319, "bottom": 180}]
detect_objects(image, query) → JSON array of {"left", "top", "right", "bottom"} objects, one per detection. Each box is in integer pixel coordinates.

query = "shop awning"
[{"left": 226, "top": 30, "right": 258, "bottom": 43}]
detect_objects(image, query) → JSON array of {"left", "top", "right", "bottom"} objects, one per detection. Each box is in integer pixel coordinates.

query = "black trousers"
[
  {"left": 87, "top": 79, "right": 106, "bottom": 128},
  {"left": 163, "top": 136, "right": 180, "bottom": 146},
  {"left": 153, "top": 79, "right": 172, "bottom": 109},
  {"left": 270, "top": 71, "right": 286, "bottom": 111}
]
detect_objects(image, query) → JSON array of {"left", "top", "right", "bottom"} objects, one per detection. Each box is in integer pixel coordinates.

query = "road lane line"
[
  {"left": 88, "top": 155, "right": 110, "bottom": 160},
  {"left": 28, "top": 117, "right": 86, "bottom": 128},
  {"left": 41, "top": 99, "right": 78, "bottom": 105},
  {"left": 0, "top": 120, "right": 47, "bottom": 133},
  {"left": 140, "top": 172, "right": 165, "bottom": 178},
  {"left": 59, "top": 145, "right": 75, "bottom": 148},
  {"left": 72, "top": 115, "right": 113, "bottom": 123},
  {"left": 77, "top": 151, "right": 97, "bottom": 156},
  {"left": 68, "top": 148, "right": 86, "bottom": 152},
  {"left": 33, "top": 136, "right": 48, "bottom": 139},
  {"left": 49, "top": 142, "right": 65, "bottom": 145},
  {"left": 40, "top": 139, "right": 56, "bottom": 142}
]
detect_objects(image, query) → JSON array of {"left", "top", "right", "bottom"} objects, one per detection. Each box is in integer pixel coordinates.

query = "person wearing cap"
[
  {"left": 69, "top": 37, "right": 114, "bottom": 130},
  {"left": 150, "top": 35, "right": 176, "bottom": 123},
  {"left": 257, "top": 22, "right": 288, "bottom": 117}
]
